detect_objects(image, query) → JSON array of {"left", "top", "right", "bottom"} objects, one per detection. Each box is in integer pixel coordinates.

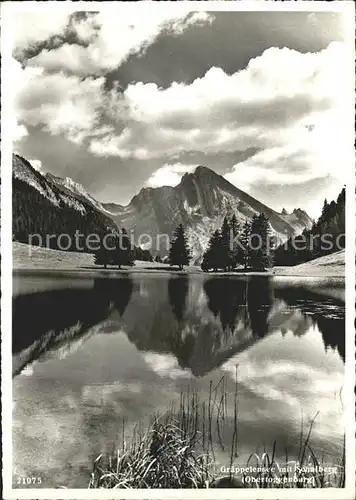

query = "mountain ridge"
[
  {"left": 45, "top": 172, "right": 118, "bottom": 216},
  {"left": 13, "top": 155, "right": 312, "bottom": 262},
  {"left": 12, "top": 154, "right": 118, "bottom": 250},
  {"left": 121, "top": 165, "right": 311, "bottom": 230},
  {"left": 105, "top": 164, "right": 313, "bottom": 262}
]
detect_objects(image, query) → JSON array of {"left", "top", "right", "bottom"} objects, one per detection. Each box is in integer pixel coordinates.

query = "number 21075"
[{"left": 16, "top": 476, "right": 42, "bottom": 485}]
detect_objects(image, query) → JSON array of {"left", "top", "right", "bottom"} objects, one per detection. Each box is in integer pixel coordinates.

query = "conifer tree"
[
  {"left": 201, "top": 229, "right": 222, "bottom": 271},
  {"left": 258, "top": 213, "right": 273, "bottom": 269},
  {"left": 94, "top": 230, "right": 134, "bottom": 269},
  {"left": 220, "top": 216, "right": 231, "bottom": 271},
  {"left": 229, "top": 213, "right": 241, "bottom": 269},
  {"left": 94, "top": 232, "right": 116, "bottom": 268},
  {"left": 274, "top": 187, "right": 345, "bottom": 265},
  {"left": 321, "top": 199, "right": 329, "bottom": 222},
  {"left": 248, "top": 213, "right": 272, "bottom": 270},
  {"left": 94, "top": 233, "right": 111, "bottom": 268},
  {"left": 230, "top": 214, "right": 239, "bottom": 238},
  {"left": 169, "top": 224, "right": 191, "bottom": 270},
  {"left": 248, "top": 215, "right": 262, "bottom": 270},
  {"left": 239, "top": 220, "right": 251, "bottom": 268},
  {"left": 113, "top": 228, "right": 134, "bottom": 268}
]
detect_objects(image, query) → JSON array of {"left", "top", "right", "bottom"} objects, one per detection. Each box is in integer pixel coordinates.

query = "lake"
[{"left": 12, "top": 273, "right": 345, "bottom": 488}]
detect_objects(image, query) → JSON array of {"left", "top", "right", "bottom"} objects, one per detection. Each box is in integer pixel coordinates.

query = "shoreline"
[
  {"left": 12, "top": 267, "right": 345, "bottom": 279},
  {"left": 12, "top": 242, "right": 345, "bottom": 278}
]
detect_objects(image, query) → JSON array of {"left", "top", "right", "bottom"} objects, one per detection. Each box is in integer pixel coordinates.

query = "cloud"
[
  {"left": 9, "top": 58, "right": 32, "bottom": 143},
  {"left": 146, "top": 163, "right": 196, "bottom": 188},
  {"left": 70, "top": 13, "right": 100, "bottom": 44},
  {"left": 14, "top": 64, "right": 106, "bottom": 144},
  {"left": 143, "top": 353, "right": 192, "bottom": 380},
  {"left": 25, "top": 11, "right": 214, "bottom": 75},
  {"left": 224, "top": 116, "right": 348, "bottom": 189},
  {"left": 168, "top": 11, "right": 214, "bottom": 34},
  {"left": 87, "top": 41, "right": 350, "bottom": 190},
  {"left": 28, "top": 159, "right": 42, "bottom": 172},
  {"left": 14, "top": 38, "right": 351, "bottom": 203},
  {"left": 12, "top": 123, "right": 29, "bottom": 143},
  {"left": 223, "top": 99, "right": 349, "bottom": 214},
  {"left": 12, "top": 11, "right": 71, "bottom": 53},
  {"left": 222, "top": 328, "right": 344, "bottom": 438}
]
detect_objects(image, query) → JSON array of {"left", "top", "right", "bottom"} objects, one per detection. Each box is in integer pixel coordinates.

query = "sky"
[{"left": 10, "top": 6, "right": 353, "bottom": 218}]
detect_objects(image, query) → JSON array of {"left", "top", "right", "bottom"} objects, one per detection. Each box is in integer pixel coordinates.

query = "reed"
[
  {"left": 89, "top": 374, "right": 344, "bottom": 489},
  {"left": 89, "top": 418, "right": 211, "bottom": 489}
]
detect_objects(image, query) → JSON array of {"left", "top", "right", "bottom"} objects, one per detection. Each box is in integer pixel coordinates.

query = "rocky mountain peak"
[
  {"left": 14, "top": 153, "right": 313, "bottom": 264},
  {"left": 45, "top": 172, "right": 59, "bottom": 181},
  {"left": 194, "top": 165, "right": 213, "bottom": 175},
  {"left": 180, "top": 165, "right": 224, "bottom": 192},
  {"left": 44, "top": 169, "right": 115, "bottom": 216}
]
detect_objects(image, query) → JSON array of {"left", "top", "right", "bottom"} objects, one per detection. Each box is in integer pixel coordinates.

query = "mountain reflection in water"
[
  {"left": 12, "top": 275, "right": 345, "bottom": 378},
  {"left": 12, "top": 274, "right": 345, "bottom": 488}
]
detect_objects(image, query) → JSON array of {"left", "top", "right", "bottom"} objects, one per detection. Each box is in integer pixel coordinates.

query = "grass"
[
  {"left": 89, "top": 419, "right": 211, "bottom": 489},
  {"left": 243, "top": 412, "right": 345, "bottom": 489},
  {"left": 13, "top": 241, "right": 345, "bottom": 277},
  {"left": 89, "top": 373, "right": 345, "bottom": 489}
]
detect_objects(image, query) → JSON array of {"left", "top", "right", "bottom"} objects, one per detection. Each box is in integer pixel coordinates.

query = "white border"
[{"left": 1, "top": 1, "right": 355, "bottom": 499}]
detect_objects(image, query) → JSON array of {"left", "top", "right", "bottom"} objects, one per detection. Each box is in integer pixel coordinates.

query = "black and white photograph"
[{"left": 1, "top": 2, "right": 355, "bottom": 498}]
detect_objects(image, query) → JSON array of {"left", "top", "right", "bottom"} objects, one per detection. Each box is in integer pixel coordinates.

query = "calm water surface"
[{"left": 12, "top": 273, "right": 345, "bottom": 488}]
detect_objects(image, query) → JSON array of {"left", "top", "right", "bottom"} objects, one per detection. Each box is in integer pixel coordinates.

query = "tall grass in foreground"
[
  {"left": 242, "top": 411, "right": 345, "bottom": 489},
  {"left": 89, "top": 373, "right": 344, "bottom": 489},
  {"left": 89, "top": 419, "right": 211, "bottom": 488}
]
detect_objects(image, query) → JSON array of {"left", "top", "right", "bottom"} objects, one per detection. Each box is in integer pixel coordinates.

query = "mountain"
[
  {"left": 12, "top": 154, "right": 118, "bottom": 250},
  {"left": 13, "top": 156, "right": 312, "bottom": 261},
  {"left": 274, "top": 187, "right": 345, "bottom": 266},
  {"left": 13, "top": 276, "right": 344, "bottom": 379},
  {"left": 108, "top": 166, "right": 312, "bottom": 263},
  {"left": 101, "top": 202, "right": 125, "bottom": 214},
  {"left": 44, "top": 172, "right": 125, "bottom": 217},
  {"left": 45, "top": 172, "right": 116, "bottom": 216},
  {"left": 279, "top": 207, "right": 314, "bottom": 234},
  {"left": 12, "top": 282, "right": 120, "bottom": 376}
]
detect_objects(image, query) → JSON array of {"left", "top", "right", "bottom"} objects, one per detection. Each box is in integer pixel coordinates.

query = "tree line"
[
  {"left": 93, "top": 214, "right": 274, "bottom": 271},
  {"left": 201, "top": 213, "right": 273, "bottom": 271},
  {"left": 274, "top": 187, "right": 345, "bottom": 266},
  {"left": 13, "top": 177, "right": 118, "bottom": 251},
  {"left": 80, "top": 185, "right": 347, "bottom": 271},
  {"left": 94, "top": 230, "right": 134, "bottom": 269},
  {"left": 93, "top": 224, "right": 190, "bottom": 269},
  {"left": 161, "top": 214, "right": 273, "bottom": 272},
  {"left": 94, "top": 230, "right": 161, "bottom": 268}
]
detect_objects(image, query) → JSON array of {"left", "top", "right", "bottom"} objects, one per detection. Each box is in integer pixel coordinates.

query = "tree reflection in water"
[{"left": 13, "top": 275, "right": 345, "bottom": 380}]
